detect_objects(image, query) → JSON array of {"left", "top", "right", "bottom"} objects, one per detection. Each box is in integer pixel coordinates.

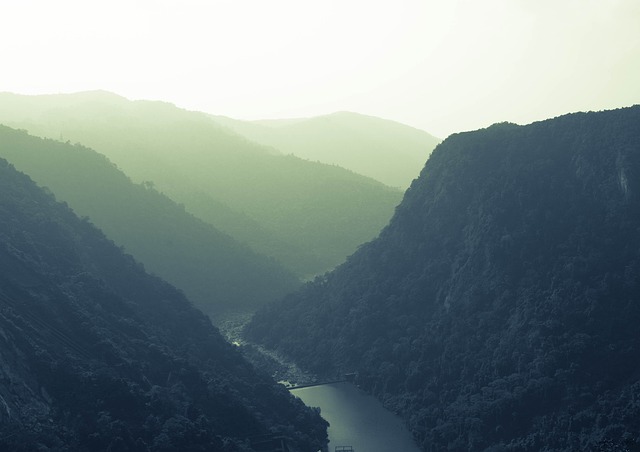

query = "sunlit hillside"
[
  {"left": 213, "top": 111, "right": 440, "bottom": 188},
  {"left": 0, "top": 125, "right": 300, "bottom": 314},
  {"left": 0, "top": 91, "right": 403, "bottom": 277}
]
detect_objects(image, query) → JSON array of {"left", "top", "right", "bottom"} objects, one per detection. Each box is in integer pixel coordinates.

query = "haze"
[{"left": 2, "top": 0, "right": 639, "bottom": 137}]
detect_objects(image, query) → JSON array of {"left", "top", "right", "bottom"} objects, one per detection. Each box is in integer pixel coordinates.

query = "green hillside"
[
  {"left": 0, "top": 158, "right": 327, "bottom": 450},
  {"left": 214, "top": 111, "right": 440, "bottom": 188},
  {"left": 0, "top": 91, "right": 402, "bottom": 277},
  {"left": 0, "top": 125, "right": 299, "bottom": 314}
]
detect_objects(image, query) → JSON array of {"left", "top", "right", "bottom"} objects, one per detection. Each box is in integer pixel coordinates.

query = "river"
[
  {"left": 291, "top": 382, "right": 421, "bottom": 452},
  {"left": 215, "top": 313, "right": 422, "bottom": 451}
]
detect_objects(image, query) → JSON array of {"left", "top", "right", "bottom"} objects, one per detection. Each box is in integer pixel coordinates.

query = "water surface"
[{"left": 292, "top": 382, "right": 421, "bottom": 452}]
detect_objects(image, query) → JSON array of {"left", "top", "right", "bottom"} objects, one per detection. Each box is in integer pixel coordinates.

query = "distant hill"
[
  {"left": 0, "top": 91, "right": 402, "bottom": 277},
  {"left": 0, "top": 125, "right": 299, "bottom": 314},
  {"left": 213, "top": 111, "right": 440, "bottom": 188},
  {"left": 247, "top": 106, "right": 640, "bottom": 451},
  {"left": 0, "top": 158, "right": 327, "bottom": 450}
]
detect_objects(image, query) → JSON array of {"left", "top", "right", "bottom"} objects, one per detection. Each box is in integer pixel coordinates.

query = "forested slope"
[
  {"left": 0, "top": 125, "right": 299, "bottom": 314},
  {"left": 0, "top": 158, "right": 327, "bottom": 451},
  {"left": 247, "top": 106, "right": 640, "bottom": 451},
  {"left": 213, "top": 111, "right": 440, "bottom": 188},
  {"left": 0, "top": 91, "right": 402, "bottom": 277}
]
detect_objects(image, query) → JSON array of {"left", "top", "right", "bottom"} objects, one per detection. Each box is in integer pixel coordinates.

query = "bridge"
[
  {"left": 283, "top": 373, "right": 357, "bottom": 390},
  {"left": 284, "top": 379, "right": 347, "bottom": 390}
]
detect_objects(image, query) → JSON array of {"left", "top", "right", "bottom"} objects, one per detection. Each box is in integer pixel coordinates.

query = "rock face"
[
  {"left": 0, "top": 159, "right": 327, "bottom": 451},
  {"left": 247, "top": 106, "right": 640, "bottom": 451}
]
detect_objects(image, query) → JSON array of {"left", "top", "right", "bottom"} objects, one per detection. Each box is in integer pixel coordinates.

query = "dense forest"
[
  {"left": 213, "top": 111, "right": 440, "bottom": 188},
  {"left": 0, "top": 158, "right": 328, "bottom": 451},
  {"left": 247, "top": 106, "right": 640, "bottom": 451},
  {"left": 0, "top": 125, "right": 299, "bottom": 314},
  {"left": 0, "top": 91, "right": 403, "bottom": 277}
]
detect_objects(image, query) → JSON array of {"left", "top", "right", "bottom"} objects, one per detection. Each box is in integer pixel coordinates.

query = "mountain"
[
  {"left": 0, "top": 91, "right": 403, "bottom": 277},
  {"left": 0, "top": 158, "right": 327, "bottom": 450},
  {"left": 246, "top": 106, "right": 640, "bottom": 451},
  {"left": 213, "top": 111, "right": 441, "bottom": 189},
  {"left": 0, "top": 125, "right": 299, "bottom": 314}
]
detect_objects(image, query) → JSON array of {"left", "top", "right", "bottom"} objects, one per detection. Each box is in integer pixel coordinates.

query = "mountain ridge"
[
  {"left": 213, "top": 110, "right": 440, "bottom": 188},
  {"left": 247, "top": 105, "right": 640, "bottom": 451},
  {"left": 0, "top": 91, "right": 403, "bottom": 277},
  {"left": 0, "top": 157, "right": 328, "bottom": 450},
  {"left": 0, "top": 125, "right": 300, "bottom": 314}
]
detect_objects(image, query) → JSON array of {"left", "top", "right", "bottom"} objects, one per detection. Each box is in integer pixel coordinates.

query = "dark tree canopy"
[
  {"left": 247, "top": 106, "right": 640, "bottom": 451},
  {"left": 0, "top": 159, "right": 327, "bottom": 451}
]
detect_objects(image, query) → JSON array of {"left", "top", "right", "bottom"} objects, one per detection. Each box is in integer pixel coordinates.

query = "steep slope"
[
  {"left": 0, "top": 158, "right": 327, "bottom": 451},
  {"left": 0, "top": 125, "right": 300, "bottom": 314},
  {"left": 0, "top": 91, "right": 402, "bottom": 277},
  {"left": 247, "top": 106, "right": 640, "bottom": 451},
  {"left": 214, "top": 111, "right": 440, "bottom": 188}
]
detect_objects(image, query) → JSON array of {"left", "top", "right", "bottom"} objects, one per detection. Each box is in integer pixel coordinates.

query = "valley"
[
  {"left": 1, "top": 96, "right": 639, "bottom": 451},
  {"left": 246, "top": 106, "right": 640, "bottom": 451},
  {"left": 0, "top": 158, "right": 328, "bottom": 451},
  {"left": 0, "top": 91, "right": 404, "bottom": 278},
  {"left": 2, "top": 1, "right": 638, "bottom": 450},
  {"left": 216, "top": 314, "right": 423, "bottom": 452}
]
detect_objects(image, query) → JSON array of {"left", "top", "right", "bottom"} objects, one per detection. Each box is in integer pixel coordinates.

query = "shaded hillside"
[
  {"left": 0, "top": 91, "right": 402, "bottom": 277},
  {"left": 247, "top": 106, "right": 640, "bottom": 451},
  {"left": 0, "top": 125, "right": 299, "bottom": 314},
  {"left": 213, "top": 111, "right": 440, "bottom": 188},
  {"left": 0, "top": 158, "right": 327, "bottom": 451}
]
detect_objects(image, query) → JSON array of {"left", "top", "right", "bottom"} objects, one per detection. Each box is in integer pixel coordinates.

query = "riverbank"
[
  {"left": 292, "top": 382, "right": 421, "bottom": 452},
  {"left": 215, "top": 310, "right": 317, "bottom": 386},
  {"left": 215, "top": 311, "right": 422, "bottom": 451}
]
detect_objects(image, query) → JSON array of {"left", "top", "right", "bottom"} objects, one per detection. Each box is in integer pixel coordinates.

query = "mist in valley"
[{"left": 1, "top": 1, "right": 639, "bottom": 451}]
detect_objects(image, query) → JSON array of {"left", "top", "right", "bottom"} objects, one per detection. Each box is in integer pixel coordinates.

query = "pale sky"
[{"left": 1, "top": 0, "right": 639, "bottom": 137}]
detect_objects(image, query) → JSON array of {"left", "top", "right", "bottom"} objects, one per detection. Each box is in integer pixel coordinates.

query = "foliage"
[
  {"left": 247, "top": 106, "right": 640, "bottom": 451},
  {"left": 0, "top": 159, "right": 328, "bottom": 451},
  {"left": 0, "top": 92, "right": 403, "bottom": 277},
  {"left": 0, "top": 125, "right": 299, "bottom": 314}
]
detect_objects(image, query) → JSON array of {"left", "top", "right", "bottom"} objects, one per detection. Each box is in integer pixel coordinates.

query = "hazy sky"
[{"left": 2, "top": 0, "right": 639, "bottom": 137}]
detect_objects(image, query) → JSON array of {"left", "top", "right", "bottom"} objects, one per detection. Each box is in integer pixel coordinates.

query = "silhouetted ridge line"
[{"left": 247, "top": 106, "right": 640, "bottom": 452}]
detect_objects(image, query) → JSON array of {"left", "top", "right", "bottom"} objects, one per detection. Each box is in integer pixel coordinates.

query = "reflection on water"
[{"left": 292, "top": 382, "right": 421, "bottom": 452}]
